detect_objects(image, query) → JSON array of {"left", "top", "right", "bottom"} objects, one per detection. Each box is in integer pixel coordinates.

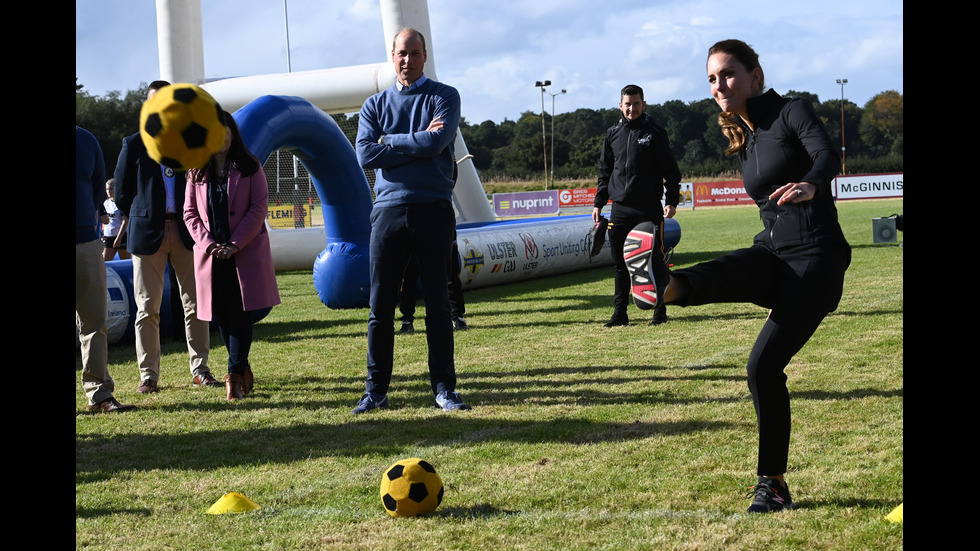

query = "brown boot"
[
  {"left": 225, "top": 373, "right": 244, "bottom": 401},
  {"left": 242, "top": 363, "right": 254, "bottom": 396}
]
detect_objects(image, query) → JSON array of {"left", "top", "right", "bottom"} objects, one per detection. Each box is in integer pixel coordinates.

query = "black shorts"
[{"left": 102, "top": 234, "right": 127, "bottom": 249}]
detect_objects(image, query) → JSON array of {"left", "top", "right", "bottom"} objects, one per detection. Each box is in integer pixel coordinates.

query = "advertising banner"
[
  {"left": 268, "top": 204, "right": 309, "bottom": 229},
  {"left": 834, "top": 173, "right": 903, "bottom": 200},
  {"left": 677, "top": 182, "right": 694, "bottom": 209},
  {"left": 692, "top": 180, "right": 754, "bottom": 207},
  {"left": 493, "top": 190, "right": 560, "bottom": 217},
  {"left": 558, "top": 187, "right": 598, "bottom": 209}
]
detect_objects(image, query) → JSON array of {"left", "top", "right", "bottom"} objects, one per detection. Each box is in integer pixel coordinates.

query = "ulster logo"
[{"left": 520, "top": 232, "right": 538, "bottom": 259}]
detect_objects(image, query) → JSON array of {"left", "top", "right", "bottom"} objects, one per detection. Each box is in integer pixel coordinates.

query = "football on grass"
[
  {"left": 139, "top": 83, "right": 225, "bottom": 170},
  {"left": 379, "top": 458, "right": 444, "bottom": 517}
]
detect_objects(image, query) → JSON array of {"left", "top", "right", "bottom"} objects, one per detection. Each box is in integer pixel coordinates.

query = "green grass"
[{"left": 76, "top": 199, "right": 903, "bottom": 550}]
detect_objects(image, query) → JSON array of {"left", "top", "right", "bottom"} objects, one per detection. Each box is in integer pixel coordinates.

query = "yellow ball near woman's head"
[
  {"left": 139, "top": 83, "right": 225, "bottom": 170},
  {"left": 379, "top": 458, "right": 444, "bottom": 517}
]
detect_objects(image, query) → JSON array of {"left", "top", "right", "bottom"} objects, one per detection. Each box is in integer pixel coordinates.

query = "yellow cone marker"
[
  {"left": 885, "top": 503, "right": 903, "bottom": 523},
  {"left": 206, "top": 492, "right": 261, "bottom": 515}
]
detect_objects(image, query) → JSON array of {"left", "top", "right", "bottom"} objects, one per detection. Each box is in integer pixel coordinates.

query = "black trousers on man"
[{"left": 608, "top": 203, "right": 665, "bottom": 319}]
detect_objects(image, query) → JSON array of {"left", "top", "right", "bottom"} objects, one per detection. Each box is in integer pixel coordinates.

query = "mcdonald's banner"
[{"left": 693, "top": 180, "right": 754, "bottom": 207}]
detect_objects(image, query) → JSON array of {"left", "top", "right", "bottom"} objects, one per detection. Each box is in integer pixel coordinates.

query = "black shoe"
[
  {"left": 434, "top": 391, "right": 471, "bottom": 411},
  {"left": 352, "top": 393, "right": 389, "bottom": 414},
  {"left": 623, "top": 222, "right": 670, "bottom": 310},
  {"left": 604, "top": 315, "right": 629, "bottom": 327},
  {"left": 453, "top": 317, "right": 469, "bottom": 331},
  {"left": 88, "top": 397, "right": 137, "bottom": 413},
  {"left": 649, "top": 306, "right": 668, "bottom": 326},
  {"left": 746, "top": 477, "right": 794, "bottom": 513},
  {"left": 399, "top": 321, "right": 415, "bottom": 334}
]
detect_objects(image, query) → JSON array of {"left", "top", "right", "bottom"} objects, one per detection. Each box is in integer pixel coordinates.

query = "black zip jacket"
[
  {"left": 740, "top": 90, "right": 848, "bottom": 250},
  {"left": 594, "top": 113, "right": 681, "bottom": 216}
]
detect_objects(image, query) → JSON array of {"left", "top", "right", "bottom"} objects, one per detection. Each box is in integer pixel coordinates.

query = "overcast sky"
[{"left": 76, "top": 0, "right": 903, "bottom": 124}]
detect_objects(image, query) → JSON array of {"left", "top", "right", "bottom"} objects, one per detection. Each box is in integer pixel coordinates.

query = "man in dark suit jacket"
[{"left": 114, "top": 80, "right": 216, "bottom": 393}]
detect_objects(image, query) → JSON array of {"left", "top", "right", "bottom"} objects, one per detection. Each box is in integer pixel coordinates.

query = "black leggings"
[
  {"left": 212, "top": 257, "right": 253, "bottom": 376},
  {"left": 672, "top": 241, "right": 850, "bottom": 475}
]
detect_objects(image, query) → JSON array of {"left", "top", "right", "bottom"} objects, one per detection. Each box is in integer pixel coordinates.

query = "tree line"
[{"left": 76, "top": 79, "right": 902, "bottom": 183}]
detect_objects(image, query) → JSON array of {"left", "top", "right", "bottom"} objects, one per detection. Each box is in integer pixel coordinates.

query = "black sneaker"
[
  {"left": 623, "top": 221, "right": 670, "bottom": 310},
  {"left": 352, "top": 393, "right": 389, "bottom": 415},
  {"left": 746, "top": 477, "right": 794, "bottom": 513},
  {"left": 434, "top": 391, "right": 471, "bottom": 411},
  {"left": 399, "top": 321, "right": 415, "bottom": 334},
  {"left": 453, "top": 318, "right": 469, "bottom": 331},
  {"left": 604, "top": 315, "right": 629, "bottom": 327},
  {"left": 649, "top": 306, "right": 668, "bottom": 326}
]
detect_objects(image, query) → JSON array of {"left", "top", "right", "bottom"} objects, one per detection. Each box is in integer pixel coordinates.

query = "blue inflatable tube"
[
  {"left": 457, "top": 215, "right": 680, "bottom": 249},
  {"left": 104, "top": 259, "right": 177, "bottom": 344}
]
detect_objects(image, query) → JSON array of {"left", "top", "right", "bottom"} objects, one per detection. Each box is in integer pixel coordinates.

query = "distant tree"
[
  {"left": 485, "top": 112, "right": 552, "bottom": 178},
  {"left": 817, "top": 98, "right": 864, "bottom": 161},
  {"left": 648, "top": 99, "right": 703, "bottom": 161},
  {"left": 860, "top": 90, "right": 903, "bottom": 157},
  {"left": 75, "top": 81, "right": 147, "bottom": 176},
  {"left": 690, "top": 99, "right": 727, "bottom": 159},
  {"left": 565, "top": 134, "right": 605, "bottom": 176},
  {"left": 462, "top": 118, "right": 512, "bottom": 170},
  {"left": 553, "top": 107, "right": 618, "bottom": 175},
  {"left": 784, "top": 89, "right": 820, "bottom": 105},
  {"left": 330, "top": 112, "right": 358, "bottom": 145}
]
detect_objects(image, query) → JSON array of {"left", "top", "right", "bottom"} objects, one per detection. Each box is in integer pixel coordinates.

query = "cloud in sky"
[{"left": 76, "top": 0, "right": 903, "bottom": 124}]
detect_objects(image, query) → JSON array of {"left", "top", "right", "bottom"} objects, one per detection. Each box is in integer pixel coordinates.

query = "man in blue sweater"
[{"left": 352, "top": 27, "right": 470, "bottom": 414}]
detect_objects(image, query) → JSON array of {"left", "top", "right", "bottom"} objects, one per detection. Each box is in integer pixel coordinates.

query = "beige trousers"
[
  {"left": 132, "top": 220, "right": 210, "bottom": 383},
  {"left": 76, "top": 238, "right": 114, "bottom": 405}
]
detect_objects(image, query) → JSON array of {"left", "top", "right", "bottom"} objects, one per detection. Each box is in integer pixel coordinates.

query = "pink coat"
[{"left": 183, "top": 166, "right": 281, "bottom": 321}]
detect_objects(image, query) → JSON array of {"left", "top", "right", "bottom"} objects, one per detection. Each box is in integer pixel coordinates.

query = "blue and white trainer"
[
  {"left": 352, "top": 393, "right": 389, "bottom": 415},
  {"left": 434, "top": 391, "right": 471, "bottom": 411}
]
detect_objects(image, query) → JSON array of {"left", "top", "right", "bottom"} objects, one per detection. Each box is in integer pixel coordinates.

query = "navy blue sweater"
[{"left": 356, "top": 78, "right": 460, "bottom": 207}]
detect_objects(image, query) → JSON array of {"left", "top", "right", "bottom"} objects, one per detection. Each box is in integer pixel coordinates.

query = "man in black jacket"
[{"left": 592, "top": 84, "right": 681, "bottom": 327}]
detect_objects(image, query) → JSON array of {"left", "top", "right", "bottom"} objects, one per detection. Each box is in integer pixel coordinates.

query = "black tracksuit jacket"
[
  {"left": 739, "top": 89, "right": 848, "bottom": 250},
  {"left": 594, "top": 113, "right": 681, "bottom": 217}
]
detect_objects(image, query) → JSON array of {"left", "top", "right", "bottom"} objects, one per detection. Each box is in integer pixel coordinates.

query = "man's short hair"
[
  {"left": 148, "top": 80, "right": 171, "bottom": 93},
  {"left": 392, "top": 28, "right": 426, "bottom": 52},
  {"left": 620, "top": 84, "right": 644, "bottom": 100}
]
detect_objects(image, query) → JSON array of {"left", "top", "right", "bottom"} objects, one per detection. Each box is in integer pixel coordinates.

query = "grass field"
[{"left": 76, "top": 198, "right": 903, "bottom": 550}]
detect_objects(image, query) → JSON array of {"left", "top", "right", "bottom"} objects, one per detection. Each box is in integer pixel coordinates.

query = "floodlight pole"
[
  {"left": 836, "top": 78, "right": 847, "bottom": 174},
  {"left": 546, "top": 89, "right": 566, "bottom": 188},
  {"left": 283, "top": 0, "right": 292, "bottom": 72},
  {"left": 535, "top": 80, "right": 551, "bottom": 188}
]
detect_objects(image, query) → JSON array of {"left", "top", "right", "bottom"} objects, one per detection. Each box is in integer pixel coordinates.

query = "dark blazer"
[{"left": 113, "top": 133, "right": 194, "bottom": 255}]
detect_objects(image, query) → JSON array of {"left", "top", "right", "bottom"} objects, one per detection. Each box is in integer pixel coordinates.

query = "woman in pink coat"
[{"left": 184, "top": 110, "right": 281, "bottom": 401}]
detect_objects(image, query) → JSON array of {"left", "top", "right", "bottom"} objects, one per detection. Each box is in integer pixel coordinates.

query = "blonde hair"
[{"left": 718, "top": 112, "right": 747, "bottom": 157}]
